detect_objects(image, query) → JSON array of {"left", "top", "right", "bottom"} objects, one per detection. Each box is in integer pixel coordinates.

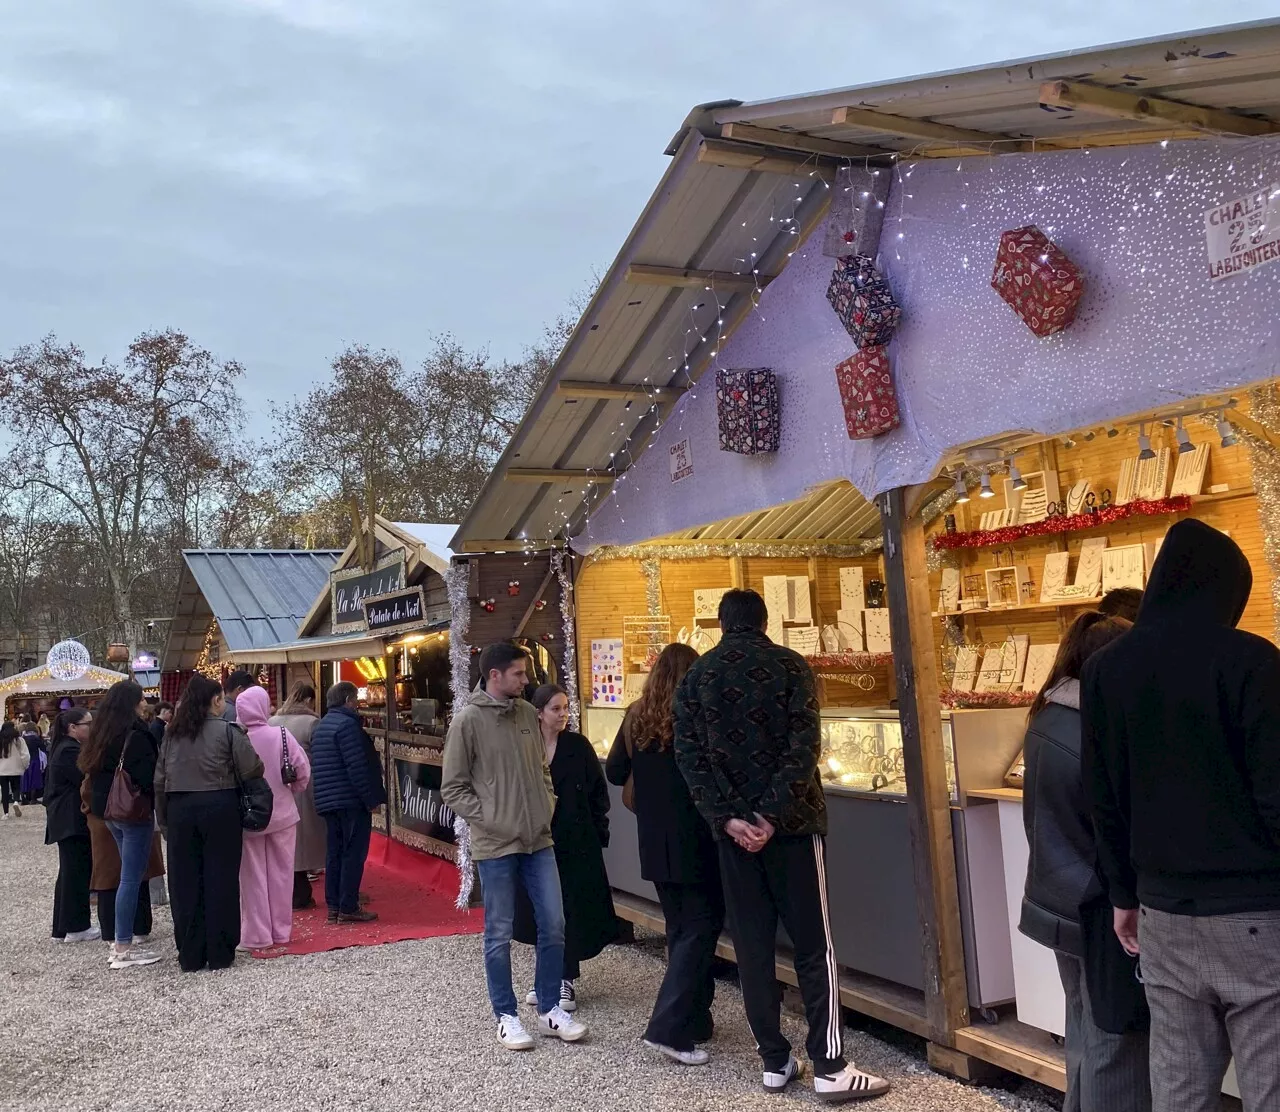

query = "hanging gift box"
[
  {"left": 834, "top": 346, "right": 900, "bottom": 440},
  {"left": 715, "top": 366, "right": 780, "bottom": 455},
  {"left": 826, "top": 254, "right": 901, "bottom": 349},
  {"left": 991, "top": 225, "right": 1085, "bottom": 337}
]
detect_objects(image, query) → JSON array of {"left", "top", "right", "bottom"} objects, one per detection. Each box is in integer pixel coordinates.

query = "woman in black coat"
[
  {"left": 514, "top": 684, "right": 618, "bottom": 1014},
  {"left": 45, "top": 708, "right": 97, "bottom": 942},
  {"left": 1020, "top": 612, "right": 1149, "bottom": 1112},
  {"left": 606, "top": 643, "right": 723, "bottom": 1067}
]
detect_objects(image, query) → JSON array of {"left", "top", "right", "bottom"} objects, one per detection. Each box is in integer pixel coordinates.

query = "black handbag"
[
  {"left": 1080, "top": 895, "right": 1150, "bottom": 1034},
  {"left": 226, "top": 725, "right": 273, "bottom": 832},
  {"left": 279, "top": 727, "right": 298, "bottom": 786}
]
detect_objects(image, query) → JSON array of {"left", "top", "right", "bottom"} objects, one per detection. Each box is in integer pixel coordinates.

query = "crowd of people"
[{"left": 34, "top": 667, "right": 388, "bottom": 970}]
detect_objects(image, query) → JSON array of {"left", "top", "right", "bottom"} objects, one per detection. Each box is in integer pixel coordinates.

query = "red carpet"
[{"left": 251, "top": 833, "right": 483, "bottom": 958}]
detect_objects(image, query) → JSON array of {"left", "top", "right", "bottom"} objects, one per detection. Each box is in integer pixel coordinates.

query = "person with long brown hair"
[
  {"left": 270, "top": 680, "right": 326, "bottom": 909},
  {"left": 1019, "top": 611, "right": 1147, "bottom": 1112},
  {"left": 77, "top": 679, "right": 161, "bottom": 969},
  {"left": 607, "top": 642, "right": 721, "bottom": 1066}
]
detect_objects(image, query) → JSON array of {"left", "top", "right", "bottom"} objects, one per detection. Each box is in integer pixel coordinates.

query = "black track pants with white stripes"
[{"left": 718, "top": 833, "right": 846, "bottom": 1075}]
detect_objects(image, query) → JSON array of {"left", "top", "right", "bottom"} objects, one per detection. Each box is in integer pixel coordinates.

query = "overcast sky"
[{"left": 0, "top": 1, "right": 1272, "bottom": 418}]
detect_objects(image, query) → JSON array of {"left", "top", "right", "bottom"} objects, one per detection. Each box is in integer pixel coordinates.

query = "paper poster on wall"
[
  {"left": 590, "top": 639, "right": 624, "bottom": 706},
  {"left": 1204, "top": 183, "right": 1280, "bottom": 281},
  {"left": 669, "top": 438, "right": 694, "bottom": 484}
]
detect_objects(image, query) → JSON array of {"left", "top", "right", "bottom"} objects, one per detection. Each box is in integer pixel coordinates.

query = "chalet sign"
[
  {"left": 362, "top": 586, "right": 427, "bottom": 637},
  {"left": 331, "top": 551, "right": 406, "bottom": 635}
]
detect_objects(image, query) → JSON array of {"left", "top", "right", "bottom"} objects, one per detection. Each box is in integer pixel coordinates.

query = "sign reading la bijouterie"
[
  {"left": 1204, "top": 184, "right": 1280, "bottom": 281},
  {"left": 330, "top": 552, "right": 406, "bottom": 634},
  {"left": 362, "top": 586, "right": 427, "bottom": 636}
]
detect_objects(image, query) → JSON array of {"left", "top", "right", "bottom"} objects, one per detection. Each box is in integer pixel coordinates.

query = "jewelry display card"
[
  {"left": 1009, "top": 634, "right": 1031, "bottom": 687},
  {"left": 788, "top": 576, "right": 813, "bottom": 625},
  {"left": 863, "top": 609, "right": 892, "bottom": 653},
  {"left": 693, "top": 587, "right": 730, "bottom": 621},
  {"left": 1018, "top": 487, "right": 1049, "bottom": 524},
  {"left": 975, "top": 647, "right": 1008, "bottom": 692},
  {"left": 985, "top": 566, "right": 1020, "bottom": 608},
  {"left": 1134, "top": 448, "right": 1171, "bottom": 501},
  {"left": 836, "top": 609, "right": 865, "bottom": 651},
  {"left": 1065, "top": 480, "right": 1093, "bottom": 515},
  {"left": 622, "top": 673, "right": 646, "bottom": 706},
  {"left": 1040, "top": 552, "right": 1071, "bottom": 602},
  {"left": 1170, "top": 444, "right": 1210, "bottom": 497},
  {"left": 1115, "top": 458, "right": 1137, "bottom": 506},
  {"left": 839, "top": 566, "right": 866, "bottom": 611},
  {"left": 1074, "top": 537, "right": 1108, "bottom": 595},
  {"left": 763, "top": 575, "right": 788, "bottom": 643},
  {"left": 1022, "top": 644, "right": 1059, "bottom": 693},
  {"left": 952, "top": 646, "right": 980, "bottom": 692},
  {"left": 939, "top": 567, "right": 961, "bottom": 613},
  {"left": 1102, "top": 544, "right": 1146, "bottom": 593}
]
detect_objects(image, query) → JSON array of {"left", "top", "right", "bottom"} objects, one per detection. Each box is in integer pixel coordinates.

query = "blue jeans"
[
  {"left": 476, "top": 848, "right": 565, "bottom": 1017},
  {"left": 106, "top": 819, "right": 154, "bottom": 946},
  {"left": 323, "top": 808, "right": 373, "bottom": 914}
]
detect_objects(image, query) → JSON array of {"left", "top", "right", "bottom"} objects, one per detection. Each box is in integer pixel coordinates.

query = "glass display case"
[{"left": 820, "top": 708, "right": 958, "bottom": 801}]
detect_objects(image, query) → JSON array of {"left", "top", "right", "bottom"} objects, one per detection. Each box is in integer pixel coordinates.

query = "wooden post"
[
  {"left": 879, "top": 486, "right": 971, "bottom": 1042},
  {"left": 382, "top": 642, "right": 397, "bottom": 858}
]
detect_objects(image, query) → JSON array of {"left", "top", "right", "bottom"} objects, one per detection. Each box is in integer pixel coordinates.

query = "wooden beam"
[
  {"left": 626, "top": 263, "right": 770, "bottom": 293},
  {"left": 832, "top": 105, "right": 1028, "bottom": 156},
  {"left": 460, "top": 539, "right": 561, "bottom": 553},
  {"left": 1039, "top": 80, "right": 1280, "bottom": 137},
  {"left": 720, "top": 121, "right": 888, "bottom": 160},
  {"left": 697, "top": 138, "right": 837, "bottom": 181},
  {"left": 556, "top": 380, "right": 688, "bottom": 403},
  {"left": 505, "top": 468, "right": 615, "bottom": 484},
  {"left": 879, "top": 487, "right": 971, "bottom": 1043},
  {"left": 512, "top": 560, "right": 556, "bottom": 639}
]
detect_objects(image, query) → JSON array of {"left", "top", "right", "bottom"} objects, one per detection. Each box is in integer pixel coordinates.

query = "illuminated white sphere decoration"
[{"left": 46, "top": 640, "right": 92, "bottom": 681}]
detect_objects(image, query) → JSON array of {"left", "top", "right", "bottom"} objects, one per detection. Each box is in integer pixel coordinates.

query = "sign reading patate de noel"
[
  {"left": 362, "top": 586, "right": 427, "bottom": 636},
  {"left": 330, "top": 551, "right": 406, "bottom": 634},
  {"left": 395, "top": 757, "right": 457, "bottom": 849},
  {"left": 669, "top": 437, "right": 694, "bottom": 484},
  {"left": 1204, "top": 184, "right": 1280, "bottom": 281}
]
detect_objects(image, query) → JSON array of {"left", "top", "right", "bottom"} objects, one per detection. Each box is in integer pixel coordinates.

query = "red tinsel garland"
[
  {"left": 941, "top": 689, "right": 1037, "bottom": 709},
  {"left": 807, "top": 652, "right": 894, "bottom": 671},
  {"left": 932, "top": 496, "right": 1193, "bottom": 551}
]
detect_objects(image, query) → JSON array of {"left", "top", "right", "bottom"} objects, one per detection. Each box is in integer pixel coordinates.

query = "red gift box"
[
  {"left": 991, "top": 226, "right": 1084, "bottom": 337},
  {"left": 834, "top": 346, "right": 900, "bottom": 440}
]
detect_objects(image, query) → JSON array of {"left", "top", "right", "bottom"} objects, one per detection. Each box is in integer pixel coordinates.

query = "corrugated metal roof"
[
  {"left": 661, "top": 481, "right": 881, "bottom": 543},
  {"left": 161, "top": 549, "right": 343, "bottom": 671},
  {"left": 451, "top": 18, "right": 1280, "bottom": 553}
]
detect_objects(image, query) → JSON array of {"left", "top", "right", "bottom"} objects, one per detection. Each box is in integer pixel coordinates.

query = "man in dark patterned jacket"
[{"left": 674, "top": 589, "right": 889, "bottom": 1103}]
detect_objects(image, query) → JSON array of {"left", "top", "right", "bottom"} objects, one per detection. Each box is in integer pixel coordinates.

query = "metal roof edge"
[
  {"left": 663, "top": 98, "right": 743, "bottom": 155},
  {"left": 717, "top": 17, "right": 1280, "bottom": 121}
]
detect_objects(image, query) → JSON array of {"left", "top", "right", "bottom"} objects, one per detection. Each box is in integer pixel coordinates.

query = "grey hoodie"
[{"left": 441, "top": 686, "right": 555, "bottom": 862}]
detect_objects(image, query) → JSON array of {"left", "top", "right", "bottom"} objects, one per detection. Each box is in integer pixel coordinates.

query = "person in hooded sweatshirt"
[
  {"left": 1019, "top": 612, "right": 1147, "bottom": 1112},
  {"left": 1083, "top": 517, "right": 1280, "bottom": 1112},
  {"left": 440, "top": 642, "right": 588, "bottom": 1052},
  {"left": 236, "top": 686, "right": 311, "bottom": 950}
]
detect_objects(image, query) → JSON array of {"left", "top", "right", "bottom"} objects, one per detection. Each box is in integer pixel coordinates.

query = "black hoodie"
[{"left": 1082, "top": 518, "right": 1280, "bottom": 915}]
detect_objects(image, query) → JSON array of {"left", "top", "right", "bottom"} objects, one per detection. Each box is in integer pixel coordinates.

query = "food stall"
[{"left": 449, "top": 20, "right": 1280, "bottom": 1091}]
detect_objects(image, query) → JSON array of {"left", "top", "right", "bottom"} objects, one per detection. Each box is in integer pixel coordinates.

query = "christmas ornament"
[
  {"left": 826, "top": 254, "right": 901, "bottom": 349},
  {"left": 715, "top": 367, "right": 780, "bottom": 455},
  {"left": 507, "top": 580, "right": 521, "bottom": 596},
  {"left": 478, "top": 597, "right": 496, "bottom": 612},
  {"left": 991, "top": 225, "right": 1085, "bottom": 337},
  {"left": 834, "top": 346, "right": 900, "bottom": 439},
  {"left": 533, "top": 600, "right": 547, "bottom": 611},
  {"left": 47, "top": 640, "right": 92, "bottom": 682},
  {"left": 540, "top": 632, "right": 556, "bottom": 642}
]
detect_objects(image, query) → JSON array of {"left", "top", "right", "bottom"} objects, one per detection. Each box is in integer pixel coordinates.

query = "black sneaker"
[
  {"left": 337, "top": 909, "right": 378, "bottom": 924},
  {"left": 326, "top": 910, "right": 339, "bottom": 924}
]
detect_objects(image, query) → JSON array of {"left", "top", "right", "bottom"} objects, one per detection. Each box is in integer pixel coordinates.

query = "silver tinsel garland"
[
  {"left": 551, "top": 549, "right": 581, "bottom": 731},
  {"left": 445, "top": 563, "right": 473, "bottom": 704},
  {"left": 641, "top": 557, "right": 662, "bottom": 616},
  {"left": 453, "top": 814, "right": 475, "bottom": 910}
]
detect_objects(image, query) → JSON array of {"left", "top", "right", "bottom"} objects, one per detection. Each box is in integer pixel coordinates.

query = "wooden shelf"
[
  {"left": 934, "top": 597, "right": 1102, "bottom": 619},
  {"left": 967, "top": 787, "right": 1024, "bottom": 803}
]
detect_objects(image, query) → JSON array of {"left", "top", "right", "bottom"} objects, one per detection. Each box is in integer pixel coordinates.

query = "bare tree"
[{"left": 0, "top": 331, "right": 242, "bottom": 653}]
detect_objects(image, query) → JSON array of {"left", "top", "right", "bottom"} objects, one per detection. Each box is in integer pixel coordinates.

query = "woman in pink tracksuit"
[{"left": 236, "top": 687, "right": 311, "bottom": 949}]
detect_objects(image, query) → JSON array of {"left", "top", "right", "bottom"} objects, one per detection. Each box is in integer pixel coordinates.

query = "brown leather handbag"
[{"left": 104, "top": 734, "right": 153, "bottom": 824}]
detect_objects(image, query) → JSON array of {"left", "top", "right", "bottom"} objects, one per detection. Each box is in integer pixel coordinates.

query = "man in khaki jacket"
[{"left": 442, "top": 642, "right": 588, "bottom": 1051}]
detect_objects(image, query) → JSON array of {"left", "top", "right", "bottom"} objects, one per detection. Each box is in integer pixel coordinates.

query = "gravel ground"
[{"left": 1, "top": 810, "right": 1060, "bottom": 1112}]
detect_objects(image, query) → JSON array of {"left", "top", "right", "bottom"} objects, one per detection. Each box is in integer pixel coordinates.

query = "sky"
[{"left": 0, "top": 0, "right": 1273, "bottom": 418}]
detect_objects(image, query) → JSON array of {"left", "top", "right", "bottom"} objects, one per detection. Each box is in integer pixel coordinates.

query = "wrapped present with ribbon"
[
  {"left": 991, "top": 225, "right": 1085, "bottom": 337},
  {"left": 834, "top": 346, "right": 900, "bottom": 439},
  {"left": 826, "top": 254, "right": 902, "bottom": 349},
  {"left": 715, "top": 366, "right": 780, "bottom": 454}
]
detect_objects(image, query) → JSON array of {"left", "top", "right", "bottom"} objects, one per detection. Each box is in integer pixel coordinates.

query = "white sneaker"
[
  {"left": 109, "top": 946, "right": 161, "bottom": 970},
  {"left": 560, "top": 979, "right": 577, "bottom": 1012},
  {"left": 813, "top": 1065, "right": 891, "bottom": 1102},
  {"left": 525, "top": 989, "right": 539, "bottom": 1007},
  {"left": 643, "top": 1039, "right": 709, "bottom": 1066},
  {"left": 763, "top": 1054, "right": 802, "bottom": 1093},
  {"left": 497, "top": 1014, "right": 534, "bottom": 1051},
  {"left": 64, "top": 927, "right": 102, "bottom": 943},
  {"left": 538, "top": 1005, "right": 588, "bottom": 1043}
]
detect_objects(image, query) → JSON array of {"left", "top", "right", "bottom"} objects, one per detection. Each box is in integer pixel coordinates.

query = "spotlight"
[
  {"left": 978, "top": 468, "right": 996, "bottom": 498},
  {"left": 1083, "top": 429, "right": 1097, "bottom": 441},
  {"left": 1009, "top": 461, "right": 1028, "bottom": 491},
  {"left": 1106, "top": 426, "right": 1120, "bottom": 438},
  {"left": 1061, "top": 437, "right": 1077, "bottom": 449},
  {"left": 953, "top": 472, "right": 970, "bottom": 504},
  {"left": 1138, "top": 423, "right": 1156, "bottom": 461},
  {"left": 1218, "top": 416, "right": 1237, "bottom": 449},
  {"left": 1175, "top": 417, "right": 1194, "bottom": 455}
]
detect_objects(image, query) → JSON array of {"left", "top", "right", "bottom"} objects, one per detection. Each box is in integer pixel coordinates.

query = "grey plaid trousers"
[{"left": 1140, "top": 905, "right": 1280, "bottom": 1112}]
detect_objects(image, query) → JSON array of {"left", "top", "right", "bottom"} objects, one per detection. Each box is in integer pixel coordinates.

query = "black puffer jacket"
[{"left": 1019, "top": 680, "right": 1101, "bottom": 957}]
